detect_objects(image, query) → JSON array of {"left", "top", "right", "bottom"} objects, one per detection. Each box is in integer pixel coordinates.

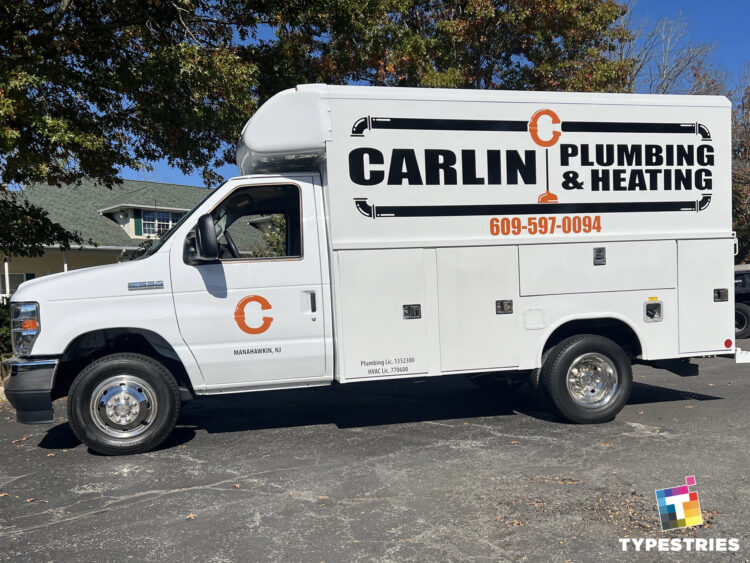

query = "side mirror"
[{"left": 194, "top": 214, "right": 219, "bottom": 261}]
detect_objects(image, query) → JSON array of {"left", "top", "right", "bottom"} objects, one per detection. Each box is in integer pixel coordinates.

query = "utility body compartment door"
[
  {"left": 677, "top": 239, "right": 734, "bottom": 354},
  {"left": 336, "top": 249, "right": 429, "bottom": 380},
  {"left": 518, "top": 241, "right": 676, "bottom": 296},
  {"left": 436, "top": 246, "right": 520, "bottom": 371}
]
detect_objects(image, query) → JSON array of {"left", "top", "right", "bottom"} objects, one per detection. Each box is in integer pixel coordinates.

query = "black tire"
[
  {"left": 539, "top": 334, "right": 632, "bottom": 424},
  {"left": 736, "top": 303, "right": 750, "bottom": 339},
  {"left": 67, "top": 353, "right": 181, "bottom": 455}
]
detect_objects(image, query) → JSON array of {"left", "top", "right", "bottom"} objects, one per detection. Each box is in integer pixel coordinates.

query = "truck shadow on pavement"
[{"left": 35, "top": 376, "right": 723, "bottom": 452}]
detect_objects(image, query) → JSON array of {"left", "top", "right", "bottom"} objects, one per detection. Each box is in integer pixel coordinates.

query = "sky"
[{"left": 120, "top": 0, "right": 750, "bottom": 189}]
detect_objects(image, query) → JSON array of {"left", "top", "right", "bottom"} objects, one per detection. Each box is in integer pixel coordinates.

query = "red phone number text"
[{"left": 490, "top": 215, "right": 602, "bottom": 236}]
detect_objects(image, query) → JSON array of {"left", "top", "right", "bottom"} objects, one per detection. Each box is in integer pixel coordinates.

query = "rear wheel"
[
  {"left": 67, "top": 353, "right": 180, "bottom": 455},
  {"left": 540, "top": 335, "right": 632, "bottom": 423},
  {"left": 735, "top": 303, "right": 750, "bottom": 339}
]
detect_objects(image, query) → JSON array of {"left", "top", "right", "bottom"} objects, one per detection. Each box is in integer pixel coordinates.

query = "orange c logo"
[
  {"left": 528, "top": 109, "right": 561, "bottom": 147},
  {"left": 234, "top": 295, "right": 273, "bottom": 334}
]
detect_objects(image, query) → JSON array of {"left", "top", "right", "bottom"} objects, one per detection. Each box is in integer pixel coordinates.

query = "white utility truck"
[{"left": 3, "top": 85, "right": 741, "bottom": 455}]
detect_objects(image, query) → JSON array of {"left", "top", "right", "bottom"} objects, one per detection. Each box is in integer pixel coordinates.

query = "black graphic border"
[
  {"left": 353, "top": 195, "right": 712, "bottom": 218},
  {"left": 351, "top": 116, "right": 711, "bottom": 140}
]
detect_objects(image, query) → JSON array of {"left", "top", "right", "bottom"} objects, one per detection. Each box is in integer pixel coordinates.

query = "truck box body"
[{"left": 237, "top": 85, "right": 734, "bottom": 381}]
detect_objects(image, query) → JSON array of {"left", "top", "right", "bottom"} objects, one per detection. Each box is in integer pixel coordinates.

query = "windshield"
[{"left": 140, "top": 188, "right": 216, "bottom": 258}]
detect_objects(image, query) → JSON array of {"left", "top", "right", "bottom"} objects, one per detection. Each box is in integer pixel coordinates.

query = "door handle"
[{"left": 310, "top": 291, "right": 317, "bottom": 313}]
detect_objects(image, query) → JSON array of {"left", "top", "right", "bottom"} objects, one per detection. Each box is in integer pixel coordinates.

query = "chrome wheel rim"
[
  {"left": 736, "top": 311, "right": 747, "bottom": 332},
  {"left": 566, "top": 353, "right": 618, "bottom": 408},
  {"left": 89, "top": 375, "right": 158, "bottom": 439}
]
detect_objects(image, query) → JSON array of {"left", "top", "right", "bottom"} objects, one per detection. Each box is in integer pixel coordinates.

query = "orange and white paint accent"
[{"left": 234, "top": 295, "right": 274, "bottom": 334}]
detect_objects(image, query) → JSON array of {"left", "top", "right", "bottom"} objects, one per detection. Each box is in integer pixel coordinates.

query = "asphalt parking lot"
[{"left": 1, "top": 348, "right": 749, "bottom": 562}]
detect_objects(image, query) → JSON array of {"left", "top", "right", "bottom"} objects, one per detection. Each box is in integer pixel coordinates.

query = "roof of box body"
[{"left": 236, "top": 84, "right": 731, "bottom": 175}]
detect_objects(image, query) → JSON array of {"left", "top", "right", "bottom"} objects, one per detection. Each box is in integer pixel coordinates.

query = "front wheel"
[
  {"left": 67, "top": 353, "right": 181, "bottom": 455},
  {"left": 540, "top": 335, "right": 632, "bottom": 424}
]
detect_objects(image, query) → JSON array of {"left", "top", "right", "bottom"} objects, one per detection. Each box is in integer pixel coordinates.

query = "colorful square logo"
[{"left": 655, "top": 475, "right": 702, "bottom": 530}]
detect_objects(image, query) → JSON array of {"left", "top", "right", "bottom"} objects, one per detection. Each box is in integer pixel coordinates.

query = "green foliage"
[
  {"left": 0, "top": 191, "right": 85, "bottom": 257},
  {"left": 0, "top": 301, "right": 10, "bottom": 357},
  {"left": 249, "top": 214, "right": 288, "bottom": 258},
  {"left": 0, "top": 1, "right": 257, "bottom": 190},
  {"left": 259, "top": 0, "right": 632, "bottom": 92},
  {"left": 0, "top": 1, "right": 631, "bottom": 194},
  {"left": 0, "top": 0, "right": 632, "bottom": 257}
]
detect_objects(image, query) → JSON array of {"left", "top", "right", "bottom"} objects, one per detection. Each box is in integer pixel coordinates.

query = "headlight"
[{"left": 10, "top": 302, "right": 40, "bottom": 357}]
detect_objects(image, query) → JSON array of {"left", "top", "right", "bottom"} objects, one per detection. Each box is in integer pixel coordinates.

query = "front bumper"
[{"left": 1, "top": 357, "right": 58, "bottom": 424}]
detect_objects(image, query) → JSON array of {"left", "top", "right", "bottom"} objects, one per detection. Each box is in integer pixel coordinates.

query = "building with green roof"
[{"left": 1, "top": 180, "right": 211, "bottom": 297}]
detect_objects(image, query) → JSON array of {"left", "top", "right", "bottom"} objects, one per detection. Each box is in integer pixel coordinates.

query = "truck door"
[{"left": 170, "top": 177, "right": 327, "bottom": 389}]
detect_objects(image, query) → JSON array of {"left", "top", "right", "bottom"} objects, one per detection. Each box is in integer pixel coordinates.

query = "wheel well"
[
  {"left": 543, "top": 318, "right": 642, "bottom": 360},
  {"left": 54, "top": 328, "right": 193, "bottom": 400}
]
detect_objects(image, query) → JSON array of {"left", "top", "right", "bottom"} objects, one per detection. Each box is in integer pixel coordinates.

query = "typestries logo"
[
  {"left": 618, "top": 476, "right": 740, "bottom": 553},
  {"left": 656, "top": 475, "right": 702, "bottom": 530}
]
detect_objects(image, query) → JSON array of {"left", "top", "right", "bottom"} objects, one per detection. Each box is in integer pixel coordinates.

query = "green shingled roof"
[{"left": 23, "top": 179, "right": 212, "bottom": 248}]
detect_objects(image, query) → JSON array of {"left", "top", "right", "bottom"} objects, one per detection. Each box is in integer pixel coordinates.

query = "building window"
[
  {"left": 157, "top": 211, "right": 170, "bottom": 235},
  {"left": 139, "top": 209, "right": 184, "bottom": 237},
  {"left": 142, "top": 210, "right": 156, "bottom": 236}
]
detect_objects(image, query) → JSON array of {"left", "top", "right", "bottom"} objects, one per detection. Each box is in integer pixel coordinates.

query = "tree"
[
  {"left": 1, "top": 0, "right": 633, "bottom": 258},
  {"left": 733, "top": 167, "right": 750, "bottom": 264},
  {"left": 264, "top": 0, "right": 632, "bottom": 92},
  {"left": 734, "top": 63, "right": 750, "bottom": 163},
  {"left": 249, "top": 214, "right": 288, "bottom": 258},
  {"left": 0, "top": 193, "right": 86, "bottom": 257},
  {"left": 615, "top": 10, "right": 714, "bottom": 94},
  {"left": 0, "top": 302, "right": 11, "bottom": 357},
  {"left": 1, "top": 1, "right": 257, "bottom": 190}
]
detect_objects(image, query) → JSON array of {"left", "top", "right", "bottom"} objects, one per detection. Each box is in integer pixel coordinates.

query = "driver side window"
[{"left": 212, "top": 185, "right": 302, "bottom": 260}]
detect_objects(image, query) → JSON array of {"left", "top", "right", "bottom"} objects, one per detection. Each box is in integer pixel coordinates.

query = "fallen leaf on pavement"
[
  {"left": 26, "top": 498, "right": 35, "bottom": 503},
  {"left": 511, "top": 441, "right": 519, "bottom": 445},
  {"left": 233, "top": 484, "right": 240, "bottom": 489},
  {"left": 0, "top": 493, "right": 7, "bottom": 497},
  {"left": 47, "top": 453, "right": 56, "bottom": 457},
  {"left": 185, "top": 513, "right": 196, "bottom": 520}
]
